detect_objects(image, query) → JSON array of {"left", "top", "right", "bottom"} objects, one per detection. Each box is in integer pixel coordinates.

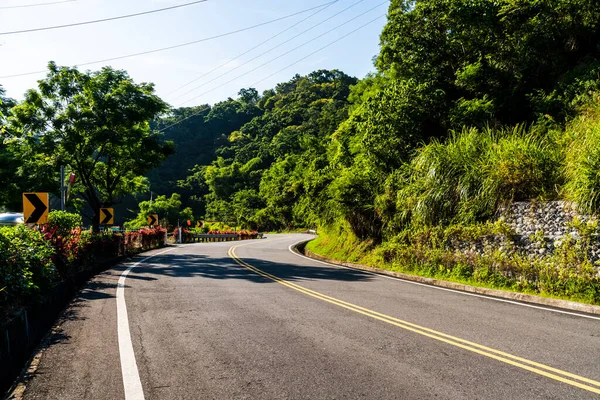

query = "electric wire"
[
  {"left": 170, "top": 0, "right": 366, "bottom": 102},
  {"left": 250, "top": 14, "right": 386, "bottom": 87},
  {"left": 159, "top": 12, "right": 386, "bottom": 133},
  {"left": 165, "top": 0, "right": 340, "bottom": 97},
  {"left": 0, "top": 2, "right": 336, "bottom": 79},
  {"left": 177, "top": 1, "right": 387, "bottom": 107},
  {"left": 0, "top": 0, "right": 208, "bottom": 36},
  {"left": 0, "top": 0, "right": 76, "bottom": 9}
]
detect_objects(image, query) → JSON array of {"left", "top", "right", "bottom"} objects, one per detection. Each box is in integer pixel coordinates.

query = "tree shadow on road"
[{"left": 130, "top": 254, "right": 373, "bottom": 284}]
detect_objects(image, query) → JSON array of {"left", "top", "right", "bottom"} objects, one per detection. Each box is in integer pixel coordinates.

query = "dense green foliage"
[
  {"left": 562, "top": 96, "right": 600, "bottom": 212},
  {"left": 149, "top": 91, "right": 261, "bottom": 215},
  {"left": 0, "top": 225, "right": 56, "bottom": 312},
  {"left": 307, "top": 221, "right": 600, "bottom": 304},
  {"left": 47, "top": 210, "right": 83, "bottom": 236},
  {"left": 378, "top": 125, "right": 560, "bottom": 231},
  {"left": 177, "top": 70, "right": 357, "bottom": 230},
  {"left": 6, "top": 63, "right": 174, "bottom": 226},
  {"left": 124, "top": 193, "right": 193, "bottom": 230},
  {"left": 138, "top": 0, "right": 600, "bottom": 241},
  {"left": 3, "top": 0, "right": 600, "bottom": 304}
]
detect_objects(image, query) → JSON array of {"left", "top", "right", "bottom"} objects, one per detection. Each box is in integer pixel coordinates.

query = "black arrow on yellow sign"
[
  {"left": 100, "top": 208, "right": 114, "bottom": 225},
  {"left": 23, "top": 192, "right": 49, "bottom": 224},
  {"left": 147, "top": 214, "right": 158, "bottom": 226}
]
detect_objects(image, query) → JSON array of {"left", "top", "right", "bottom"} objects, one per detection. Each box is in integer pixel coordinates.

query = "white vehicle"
[{"left": 0, "top": 212, "right": 25, "bottom": 226}]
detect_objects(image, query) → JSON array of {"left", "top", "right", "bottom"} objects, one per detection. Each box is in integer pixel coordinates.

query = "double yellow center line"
[{"left": 229, "top": 243, "right": 600, "bottom": 395}]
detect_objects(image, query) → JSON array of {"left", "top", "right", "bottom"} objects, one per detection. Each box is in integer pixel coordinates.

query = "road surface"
[{"left": 14, "top": 234, "right": 600, "bottom": 399}]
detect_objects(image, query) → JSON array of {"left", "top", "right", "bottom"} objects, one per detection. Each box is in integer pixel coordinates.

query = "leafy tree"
[
  {"left": 8, "top": 63, "right": 174, "bottom": 228},
  {"left": 0, "top": 87, "right": 30, "bottom": 211},
  {"left": 195, "top": 70, "right": 357, "bottom": 229},
  {"left": 124, "top": 193, "right": 193, "bottom": 229},
  {"left": 149, "top": 89, "right": 263, "bottom": 217},
  {"left": 378, "top": 0, "right": 600, "bottom": 126}
]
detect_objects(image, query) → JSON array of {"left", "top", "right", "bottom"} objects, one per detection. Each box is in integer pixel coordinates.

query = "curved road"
[{"left": 17, "top": 234, "right": 600, "bottom": 399}]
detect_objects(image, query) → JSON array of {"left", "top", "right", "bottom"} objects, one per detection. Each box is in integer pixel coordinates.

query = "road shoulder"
[{"left": 295, "top": 240, "right": 600, "bottom": 317}]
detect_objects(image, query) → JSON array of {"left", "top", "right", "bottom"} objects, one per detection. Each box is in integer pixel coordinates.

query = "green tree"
[
  {"left": 197, "top": 70, "right": 357, "bottom": 228},
  {"left": 149, "top": 89, "right": 263, "bottom": 217},
  {"left": 9, "top": 63, "right": 174, "bottom": 228},
  {"left": 378, "top": 0, "right": 600, "bottom": 126},
  {"left": 124, "top": 193, "right": 193, "bottom": 229},
  {"left": 0, "top": 87, "right": 30, "bottom": 211}
]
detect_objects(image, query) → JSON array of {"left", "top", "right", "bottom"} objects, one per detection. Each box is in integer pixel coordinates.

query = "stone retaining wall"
[
  {"left": 449, "top": 201, "right": 600, "bottom": 263},
  {"left": 499, "top": 201, "right": 600, "bottom": 260},
  {"left": 497, "top": 201, "right": 590, "bottom": 238}
]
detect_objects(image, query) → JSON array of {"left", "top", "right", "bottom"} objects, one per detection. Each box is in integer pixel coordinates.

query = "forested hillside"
[
  {"left": 149, "top": 94, "right": 262, "bottom": 215},
  {"left": 148, "top": 0, "right": 600, "bottom": 242},
  {"left": 3, "top": 0, "right": 600, "bottom": 241}
]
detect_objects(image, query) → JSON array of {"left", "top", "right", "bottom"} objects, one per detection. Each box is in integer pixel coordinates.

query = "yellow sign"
[
  {"left": 23, "top": 192, "right": 49, "bottom": 224},
  {"left": 99, "top": 208, "right": 114, "bottom": 225},
  {"left": 147, "top": 214, "right": 159, "bottom": 226}
]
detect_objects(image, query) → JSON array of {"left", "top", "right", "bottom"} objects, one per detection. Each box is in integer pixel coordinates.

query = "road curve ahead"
[{"left": 18, "top": 234, "right": 600, "bottom": 400}]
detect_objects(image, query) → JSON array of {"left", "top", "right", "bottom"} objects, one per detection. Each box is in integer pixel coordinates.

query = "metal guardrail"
[
  {"left": 190, "top": 234, "right": 248, "bottom": 243},
  {"left": 188, "top": 233, "right": 264, "bottom": 243}
]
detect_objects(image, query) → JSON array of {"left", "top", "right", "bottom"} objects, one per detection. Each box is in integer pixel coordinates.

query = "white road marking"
[
  {"left": 287, "top": 239, "right": 600, "bottom": 321},
  {"left": 117, "top": 248, "right": 176, "bottom": 400}
]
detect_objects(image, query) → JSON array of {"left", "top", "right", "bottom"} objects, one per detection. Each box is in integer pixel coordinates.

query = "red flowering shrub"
[{"left": 126, "top": 227, "right": 166, "bottom": 253}]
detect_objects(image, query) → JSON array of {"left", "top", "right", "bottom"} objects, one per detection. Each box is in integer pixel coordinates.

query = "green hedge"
[
  {"left": 1, "top": 217, "right": 167, "bottom": 319},
  {"left": 0, "top": 226, "right": 57, "bottom": 315}
]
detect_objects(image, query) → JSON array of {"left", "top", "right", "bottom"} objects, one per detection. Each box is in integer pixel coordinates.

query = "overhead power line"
[
  {"left": 0, "top": 2, "right": 336, "bottom": 79},
  {"left": 178, "top": 1, "right": 388, "bottom": 107},
  {"left": 170, "top": 0, "right": 366, "bottom": 102},
  {"left": 166, "top": 0, "right": 340, "bottom": 97},
  {"left": 159, "top": 12, "right": 387, "bottom": 133},
  {"left": 251, "top": 15, "right": 386, "bottom": 87},
  {"left": 0, "top": 0, "right": 76, "bottom": 9},
  {"left": 0, "top": 0, "right": 208, "bottom": 36}
]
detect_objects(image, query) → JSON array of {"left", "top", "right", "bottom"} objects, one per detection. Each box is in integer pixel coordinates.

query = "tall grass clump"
[
  {"left": 385, "top": 124, "right": 560, "bottom": 230},
  {"left": 562, "top": 98, "right": 600, "bottom": 213}
]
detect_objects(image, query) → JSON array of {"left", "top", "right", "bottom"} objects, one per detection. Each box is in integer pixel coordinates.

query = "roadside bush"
[
  {"left": 0, "top": 226, "right": 56, "bottom": 314},
  {"left": 563, "top": 98, "right": 600, "bottom": 213},
  {"left": 377, "top": 223, "right": 600, "bottom": 304},
  {"left": 389, "top": 124, "right": 559, "bottom": 230},
  {"left": 47, "top": 210, "right": 82, "bottom": 236},
  {"left": 125, "top": 227, "right": 165, "bottom": 252}
]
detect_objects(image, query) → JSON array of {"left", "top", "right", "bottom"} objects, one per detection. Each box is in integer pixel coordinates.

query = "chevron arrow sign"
[
  {"left": 23, "top": 192, "right": 49, "bottom": 224},
  {"left": 147, "top": 214, "right": 158, "bottom": 226},
  {"left": 100, "top": 208, "right": 114, "bottom": 225}
]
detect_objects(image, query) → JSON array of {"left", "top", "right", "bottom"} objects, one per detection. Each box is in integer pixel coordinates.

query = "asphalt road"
[{"left": 15, "top": 234, "right": 600, "bottom": 399}]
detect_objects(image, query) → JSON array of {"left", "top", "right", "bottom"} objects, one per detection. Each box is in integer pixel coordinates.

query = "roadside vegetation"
[
  {"left": 0, "top": 211, "right": 166, "bottom": 319},
  {"left": 2, "top": 0, "right": 600, "bottom": 305},
  {"left": 307, "top": 219, "right": 600, "bottom": 305}
]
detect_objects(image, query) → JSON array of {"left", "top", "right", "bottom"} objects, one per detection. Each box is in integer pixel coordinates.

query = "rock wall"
[
  {"left": 443, "top": 201, "right": 600, "bottom": 263},
  {"left": 494, "top": 201, "right": 600, "bottom": 261},
  {"left": 497, "top": 201, "right": 589, "bottom": 238}
]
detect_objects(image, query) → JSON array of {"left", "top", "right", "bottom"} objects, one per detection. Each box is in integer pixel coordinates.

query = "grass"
[
  {"left": 385, "top": 124, "right": 560, "bottom": 231},
  {"left": 307, "top": 222, "right": 600, "bottom": 306},
  {"left": 562, "top": 95, "right": 600, "bottom": 213}
]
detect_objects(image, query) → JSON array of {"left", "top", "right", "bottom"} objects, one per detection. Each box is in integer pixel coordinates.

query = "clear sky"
[{"left": 0, "top": 0, "right": 389, "bottom": 107}]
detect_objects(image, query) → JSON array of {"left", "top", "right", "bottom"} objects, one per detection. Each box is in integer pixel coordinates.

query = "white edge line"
[
  {"left": 117, "top": 248, "right": 176, "bottom": 400},
  {"left": 287, "top": 238, "right": 600, "bottom": 322}
]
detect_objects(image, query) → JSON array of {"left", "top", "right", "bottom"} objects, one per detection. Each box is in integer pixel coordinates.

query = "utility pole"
[{"left": 60, "top": 165, "right": 66, "bottom": 211}]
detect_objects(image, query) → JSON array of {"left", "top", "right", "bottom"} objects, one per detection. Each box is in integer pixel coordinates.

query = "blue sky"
[{"left": 0, "top": 0, "right": 389, "bottom": 107}]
